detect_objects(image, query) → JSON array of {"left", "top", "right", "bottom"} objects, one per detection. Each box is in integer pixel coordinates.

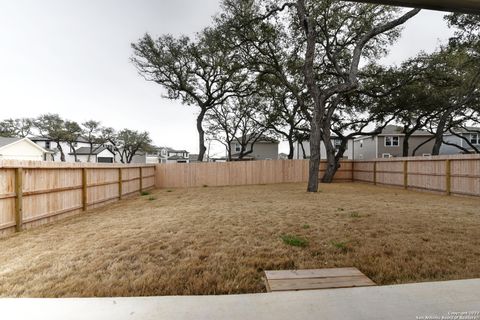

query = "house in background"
[
  {"left": 146, "top": 147, "right": 190, "bottom": 164},
  {"left": 0, "top": 137, "right": 51, "bottom": 161},
  {"left": 30, "top": 136, "right": 91, "bottom": 162},
  {"left": 229, "top": 136, "right": 279, "bottom": 160},
  {"left": 353, "top": 125, "right": 434, "bottom": 160},
  {"left": 440, "top": 127, "right": 480, "bottom": 154},
  {"left": 293, "top": 136, "right": 354, "bottom": 160},
  {"left": 71, "top": 146, "right": 116, "bottom": 163}
]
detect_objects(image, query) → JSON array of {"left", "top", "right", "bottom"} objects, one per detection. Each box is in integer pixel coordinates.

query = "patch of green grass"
[
  {"left": 148, "top": 196, "right": 156, "bottom": 201},
  {"left": 337, "top": 208, "right": 345, "bottom": 212},
  {"left": 140, "top": 191, "right": 150, "bottom": 196},
  {"left": 166, "top": 190, "right": 173, "bottom": 193},
  {"left": 281, "top": 235, "right": 308, "bottom": 247},
  {"left": 302, "top": 224, "right": 310, "bottom": 229},
  {"left": 331, "top": 241, "right": 349, "bottom": 252},
  {"left": 350, "top": 212, "right": 360, "bottom": 218}
]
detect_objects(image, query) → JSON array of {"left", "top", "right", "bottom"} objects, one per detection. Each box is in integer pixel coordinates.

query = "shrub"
[
  {"left": 148, "top": 196, "right": 156, "bottom": 201},
  {"left": 140, "top": 191, "right": 150, "bottom": 196}
]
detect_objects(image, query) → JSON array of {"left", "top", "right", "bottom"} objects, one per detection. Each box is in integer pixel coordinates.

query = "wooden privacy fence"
[
  {"left": 353, "top": 154, "right": 480, "bottom": 197},
  {"left": 156, "top": 155, "right": 480, "bottom": 198},
  {"left": 155, "top": 160, "right": 354, "bottom": 188},
  {"left": 0, "top": 160, "right": 155, "bottom": 236}
]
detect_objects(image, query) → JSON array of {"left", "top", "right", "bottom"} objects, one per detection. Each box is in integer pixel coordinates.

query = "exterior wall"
[
  {"left": 295, "top": 139, "right": 354, "bottom": 160},
  {"left": 440, "top": 135, "right": 464, "bottom": 155},
  {"left": 355, "top": 135, "right": 435, "bottom": 160},
  {"left": 377, "top": 136, "right": 435, "bottom": 158},
  {"left": 33, "top": 140, "right": 90, "bottom": 162},
  {"left": 146, "top": 155, "right": 160, "bottom": 164},
  {"left": 354, "top": 137, "right": 377, "bottom": 160},
  {"left": 76, "top": 154, "right": 96, "bottom": 163},
  {"left": 230, "top": 142, "right": 279, "bottom": 160},
  {"left": 0, "top": 140, "right": 45, "bottom": 161}
]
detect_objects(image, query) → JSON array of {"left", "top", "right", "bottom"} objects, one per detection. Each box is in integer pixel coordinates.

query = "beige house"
[
  {"left": 0, "top": 137, "right": 51, "bottom": 161},
  {"left": 353, "top": 125, "right": 435, "bottom": 160}
]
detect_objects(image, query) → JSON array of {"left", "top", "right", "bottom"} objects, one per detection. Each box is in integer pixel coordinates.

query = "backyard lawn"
[{"left": 0, "top": 182, "right": 479, "bottom": 297}]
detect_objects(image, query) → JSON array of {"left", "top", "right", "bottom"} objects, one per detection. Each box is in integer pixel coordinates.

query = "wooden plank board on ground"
[{"left": 265, "top": 267, "right": 376, "bottom": 292}]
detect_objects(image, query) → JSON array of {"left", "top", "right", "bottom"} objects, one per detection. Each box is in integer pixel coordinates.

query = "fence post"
[
  {"left": 351, "top": 160, "right": 355, "bottom": 182},
  {"left": 403, "top": 160, "right": 408, "bottom": 189},
  {"left": 82, "top": 168, "right": 88, "bottom": 211},
  {"left": 373, "top": 161, "right": 377, "bottom": 185},
  {"left": 118, "top": 168, "right": 123, "bottom": 199},
  {"left": 445, "top": 159, "right": 451, "bottom": 196},
  {"left": 139, "top": 167, "right": 143, "bottom": 192},
  {"left": 15, "top": 168, "right": 23, "bottom": 232}
]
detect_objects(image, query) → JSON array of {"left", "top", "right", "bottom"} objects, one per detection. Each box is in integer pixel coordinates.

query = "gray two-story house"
[
  {"left": 229, "top": 136, "right": 279, "bottom": 161},
  {"left": 440, "top": 127, "right": 480, "bottom": 154},
  {"left": 353, "top": 125, "right": 435, "bottom": 160}
]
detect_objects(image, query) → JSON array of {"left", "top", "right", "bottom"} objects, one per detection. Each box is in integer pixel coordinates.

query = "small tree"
[
  {"left": 0, "top": 118, "right": 34, "bottom": 138},
  {"left": 82, "top": 120, "right": 103, "bottom": 162},
  {"left": 35, "top": 114, "right": 68, "bottom": 162},
  {"left": 132, "top": 27, "right": 252, "bottom": 161},
  {"left": 115, "top": 129, "right": 153, "bottom": 163},
  {"left": 64, "top": 121, "right": 83, "bottom": 162},
  {"left": 206, "top": 95, "right": 271, "bottom": 160}
]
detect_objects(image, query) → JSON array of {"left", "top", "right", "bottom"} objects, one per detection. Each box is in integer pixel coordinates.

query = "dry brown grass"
[{"left": 0, "top": 183, "right": 479, "bottom": 297}]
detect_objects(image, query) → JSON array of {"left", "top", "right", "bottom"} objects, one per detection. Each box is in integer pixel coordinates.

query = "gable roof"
[
  {"left": 30, "top": 136, "right": 90, "bottom": 143},
  {"left": 235, "top": 135, "right": 280, "bottom": 144},
  {"left": 378, "top": 125, "right": 432, "bottom": 136},
  {"left": 0, "top": 137, "right": 21, "bottom": 148},
  {"left": 447, "top": 126, "right": 480, "bottom": 135},
  {"left": 0, "top": 137, "right": 50, "bottom": 153},
  {"left": 71, "top": 146, "right": 114, "bottom": 156}
]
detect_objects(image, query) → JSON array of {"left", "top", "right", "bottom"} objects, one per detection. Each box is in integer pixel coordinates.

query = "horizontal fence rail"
[
  {"left": 156, "top": 155, "right": 480, "bottom": 198},
  {"left": 155, "top": 160, "right": 354, "bottom": 189},
  {"left": 353, "top": 154, "right": 480, "bottom": 197},
  {"left": 0, "top": 160, "right": 155, "bottom": 237}
]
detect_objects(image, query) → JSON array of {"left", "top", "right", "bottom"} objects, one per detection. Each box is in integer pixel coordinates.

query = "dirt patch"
[{"left": 0, "top": 183, "right": 479, "bottom": 297}]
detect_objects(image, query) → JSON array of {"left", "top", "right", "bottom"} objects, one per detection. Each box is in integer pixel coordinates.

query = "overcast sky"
[{"left": 0, "top": 1, "right": 454, "bottom": 156}]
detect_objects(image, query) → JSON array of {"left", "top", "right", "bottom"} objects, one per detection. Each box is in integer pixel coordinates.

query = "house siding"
[
  {"left": 0, "top": 140, "right": 45, "bottom": 161},
  {"left": 230, "top": 142, "right": 279, "bottom": 160},
  {"left": 294, "top": 140, "right": 354, "bottom": 160}
]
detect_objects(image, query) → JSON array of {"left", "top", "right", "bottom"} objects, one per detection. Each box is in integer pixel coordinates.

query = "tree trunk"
[
  {"left": 402, "top": 133, "right": 411, "bottom": 157},
  {"left": 196, "top": 109, "right": 207, "bottom": 162},
  {"left": 287, "top": 137, "right": 294, "bottom": 160},
  {"left": 87, "top": 143, "right": 93, "bottom": 162},
  {"left": 321, "top": 131, "right": 339, "bottom": 183},
  {"left": 432, "top": 116, "right": 449, "bottom": 155},
  {"left": 57, "top": 141, "right": 66, "bottom": 162},
  {"left": 299, "top": 141, "right": 307, "bottom": 159},
  {"left": 307, "top": 115, "right": 321, "bottom": 192}
]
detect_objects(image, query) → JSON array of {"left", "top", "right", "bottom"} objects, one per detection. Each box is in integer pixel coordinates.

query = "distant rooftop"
[{"left": 0, "top": 137, "right": 21, "bottom": 148}]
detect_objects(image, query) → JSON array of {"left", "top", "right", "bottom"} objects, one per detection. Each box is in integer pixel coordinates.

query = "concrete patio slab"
[{"left": 0, "top": 279, "right": 479, "bottom": 320}]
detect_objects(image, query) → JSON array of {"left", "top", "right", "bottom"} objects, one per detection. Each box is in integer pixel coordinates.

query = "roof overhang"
[{"left": 347, "top": 0, "right": 480, "bottom": 14}]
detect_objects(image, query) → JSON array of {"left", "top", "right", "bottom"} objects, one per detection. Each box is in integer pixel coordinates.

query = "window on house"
[
  {"left": 385, "top": 136, "right": 399, "bottom": 147},
  {"left": 333, "top": 139, "right": 342, "bottom": 150},
  {"left": 235, "top": 143, "right": 241, "bottom": 152},
  {"left": 470, "top": 133, "right": 479, "bottom": 145},
  {"left": 45, "top": 141, "right": 51, "bottom": 149},
  {"left": 359, "top": 140, "right": 363, "bottom": 148}
]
